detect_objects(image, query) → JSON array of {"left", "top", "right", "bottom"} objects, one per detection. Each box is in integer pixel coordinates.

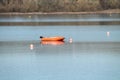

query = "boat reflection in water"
[{"left": 40, "top": 41, "right": 64, "bottom": 45}]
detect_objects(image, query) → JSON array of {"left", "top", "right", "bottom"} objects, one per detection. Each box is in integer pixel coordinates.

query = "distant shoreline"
[{"left": 0, "top": 9, "right": 120, "bottom": 15}]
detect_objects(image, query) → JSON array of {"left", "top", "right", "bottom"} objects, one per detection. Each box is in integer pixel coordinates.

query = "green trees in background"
[{"left": 0, "top": 0, "right": 119, "bottom": 12}]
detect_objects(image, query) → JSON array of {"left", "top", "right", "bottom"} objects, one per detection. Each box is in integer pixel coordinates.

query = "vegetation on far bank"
[{"left": 0, "top": 0, "right": 120, "bottom": 12}]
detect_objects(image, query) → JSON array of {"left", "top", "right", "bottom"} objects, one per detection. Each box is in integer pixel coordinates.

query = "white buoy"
[
  {"left": 29, "top": 16, "right": 31, "bottom": 18},
  {"left": 30, "top": 44, "right": 34, "bottom": 50},
  {"left": 69, "top": 38, "right": 73, "bottom": 43},
  {"left": 107, "top": 31, "right": 110, "bottom": 37}
]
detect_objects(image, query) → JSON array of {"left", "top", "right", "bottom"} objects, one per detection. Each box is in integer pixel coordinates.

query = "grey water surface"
[{"left": 0, "top": 14, "right": 120, "bottom": 80}]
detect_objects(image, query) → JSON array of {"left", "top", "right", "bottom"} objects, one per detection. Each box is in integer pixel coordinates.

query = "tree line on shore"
[{"left": 0, "top": 0, "right": 120, "bottom": 12}]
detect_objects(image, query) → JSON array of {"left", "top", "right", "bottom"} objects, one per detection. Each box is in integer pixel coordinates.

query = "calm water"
[
  {"left": 0, "top": 14, "right": 120, "bottom": 22},
  {"left": 0, "top": 14, "right": 120, "bottom": 80}
]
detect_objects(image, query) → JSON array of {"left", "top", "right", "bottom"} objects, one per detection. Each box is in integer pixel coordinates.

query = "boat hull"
[{"left": 41, "top": 36, "right": 64, "bottom": 41}]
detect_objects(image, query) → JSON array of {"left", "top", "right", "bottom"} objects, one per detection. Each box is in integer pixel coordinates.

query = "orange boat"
[
  {"left": 40, "top": 36, "right": 65, "bottom": 41},
  {"left": 41, "top": 41, "right": 64, "bottom": 45}
]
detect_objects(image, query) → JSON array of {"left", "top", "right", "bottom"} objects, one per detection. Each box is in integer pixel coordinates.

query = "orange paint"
[{"left": 41, "top": 36, "right": 65, "bottom": 41}]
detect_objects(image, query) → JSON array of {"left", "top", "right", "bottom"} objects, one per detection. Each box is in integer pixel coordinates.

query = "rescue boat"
[{"left": 40, "top": 36, "right": 65, "bottom": 41}]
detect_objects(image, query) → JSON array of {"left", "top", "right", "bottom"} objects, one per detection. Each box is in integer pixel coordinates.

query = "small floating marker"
[
  {"left": 30, "top": 44, "right": 34, "bottom": 50},
  {"left": 29, "top": 16, "right": 31, "bottom": 18},
  {"left": 69, "top": 38, "right": 73, "bottom": 43},
  {"left": 107, "top": 31, "right": 110, "bottom": 37}
]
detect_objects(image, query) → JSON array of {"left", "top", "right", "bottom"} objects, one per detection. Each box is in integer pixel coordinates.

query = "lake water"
[{"left": 0, "top": 14, "right": 120, "bottom": 80}]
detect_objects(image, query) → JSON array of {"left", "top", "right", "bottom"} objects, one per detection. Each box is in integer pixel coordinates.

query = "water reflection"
[
  {"left": 40, "top": 41, "right": 64, "bottom": 45},
  {"left": 0, "top": 14, "right": 119, "bottom": 22},
  {"left": 0, "top": 14, "right": 119, "bottom": 26},
  {"left": 0, "top": 41, "right": 120, "bottom": 54}
]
